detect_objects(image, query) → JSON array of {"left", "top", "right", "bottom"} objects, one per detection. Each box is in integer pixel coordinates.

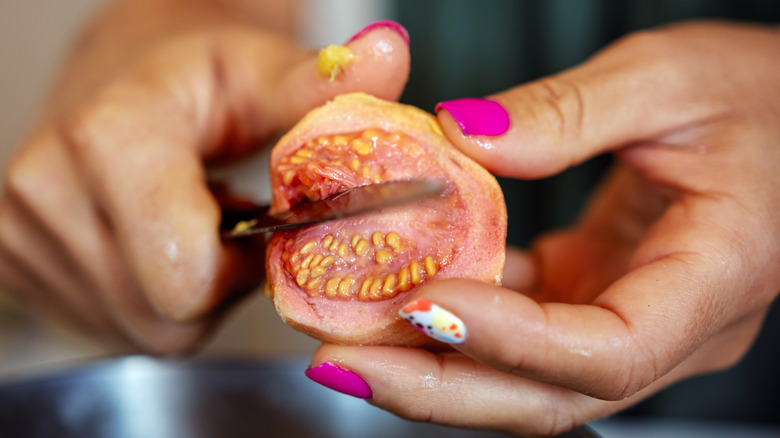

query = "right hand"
[
  {"left": 308, "top": 21, "right": 780, "bottom": 436},
  {"left": 0, "top": 0, "right": 411, "bottom": 353}
]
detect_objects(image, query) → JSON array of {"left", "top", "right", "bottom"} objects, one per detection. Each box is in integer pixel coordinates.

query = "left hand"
[{"left": 308, "top": 21, "right": 780, "bottom": 436}]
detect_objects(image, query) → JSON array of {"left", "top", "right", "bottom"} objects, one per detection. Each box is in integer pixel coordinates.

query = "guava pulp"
[{"left": 265, "top": 93, "right": 506, "bottom": 345}]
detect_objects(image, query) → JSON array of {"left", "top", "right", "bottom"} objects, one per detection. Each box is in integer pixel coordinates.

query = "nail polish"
[
  {"left": 435, "top": 98, "right": 510, "bottom": 136},
  {"left": 346, "top": 20, "right": 410, "bottom": 46},
  {"left": 399, "top": 299, "right": 467, "bottom": 344},
  {"left": 305, "top": 362, "right": 373, "bottom": 399}
]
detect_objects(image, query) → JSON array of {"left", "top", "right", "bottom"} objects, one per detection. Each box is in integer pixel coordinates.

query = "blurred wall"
[{"left": 0, "top": 0, "right": 110, "bottom": 172}]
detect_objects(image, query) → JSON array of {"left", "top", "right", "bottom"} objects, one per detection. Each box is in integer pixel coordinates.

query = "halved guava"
[{"left": 265, "top": 92, "right": 506, "bottom": 345}]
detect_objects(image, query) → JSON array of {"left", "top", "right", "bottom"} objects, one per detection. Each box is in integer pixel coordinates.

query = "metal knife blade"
[{"left": 221, "top": 179, "right": 444, "bottom": 238}]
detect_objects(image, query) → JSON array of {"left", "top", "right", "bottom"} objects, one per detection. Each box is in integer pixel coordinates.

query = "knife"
[{"left": 221, "top": 179, "right": 445, "bottom": 238}]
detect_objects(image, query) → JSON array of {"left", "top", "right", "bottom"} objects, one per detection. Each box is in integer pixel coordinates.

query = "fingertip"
[
  {"left": 305, "top": 360, "right": 373, "bottom": 399},
  {"left": 342, "top": 21, "right": 411, "bottom": 100},
  {"left": 307, "top": 344, "right": 379, "bottom": 400},
  {"left": 276, "top": 21, "right": 411, "bottom": 124},
  {"left": 434, "top": 100, "right": 534, "bottom": 178},
  {"left": 398, "top": 297, "right": 469, "bottom": 345},
  {"left": 309, "top": 343, "right": 442, "bottom": 404},
  {"left": 434, "top": 98, "right": 510, "bottom": 136},
  {"left": 399, "top": 279, "right": 549, "bottom": 365},
  {"left": 396, "top": 280, "right": 496, "bottom": 349},
  {"left": 345, "top": 20, "right": 410, "bottom": 47}
]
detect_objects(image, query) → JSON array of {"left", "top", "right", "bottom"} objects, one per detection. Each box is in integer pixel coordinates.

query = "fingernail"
[
  {"left": 346, "top": 20, "right": 410, "bottom": 46},
  {"left": 435, "top": 98, "right": 510, "bottom": 136},
  {"left": 305, "top": 362, "right": 373, "bottom": 399},
  {"left": 399, "top": 299, "right": 467, "bottom": 344}
]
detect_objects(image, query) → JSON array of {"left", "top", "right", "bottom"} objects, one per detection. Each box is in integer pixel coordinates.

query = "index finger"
[{"left": 435, "top": 22, "right": 777, "bottom": 179}]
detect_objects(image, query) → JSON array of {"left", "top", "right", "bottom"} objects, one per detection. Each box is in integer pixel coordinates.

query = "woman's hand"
[
  {"left": 0, "top": 0, "right": 411, "bottom": 353},
  {"left": 308, "top": 21, "right": 780, "bottom": 436}
]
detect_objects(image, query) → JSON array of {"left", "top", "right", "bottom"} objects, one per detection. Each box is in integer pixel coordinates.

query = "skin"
[
  {"left": 311, "top": 21, "right": 780, "bottom": 436},
  {"left": 3, "top": 2, "right": 779, "bottom": 435},
  {"left": 0, "top": 0, "right": 410, "bottom": 353}
]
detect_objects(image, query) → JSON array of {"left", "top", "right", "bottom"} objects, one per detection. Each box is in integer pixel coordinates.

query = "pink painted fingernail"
[
  {"left": 305, "top": 362, "right": 373, "bottom": 399},
  {"left": 399, "top": 299, "right": 468, "bottom": 344},
  {"left": 346, "top": 20, "right": 410, "bottom": 46},
  {"left": 435, "top": 98, "right": 510, "bottom": 136}
]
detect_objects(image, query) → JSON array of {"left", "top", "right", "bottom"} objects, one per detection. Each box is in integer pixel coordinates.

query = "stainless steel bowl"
[{"left": 0, "top": 356, "right": 598, "bottom": 437}]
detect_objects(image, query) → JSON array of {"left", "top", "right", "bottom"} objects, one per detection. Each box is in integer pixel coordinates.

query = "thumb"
[{"left": 434, "top": 24, "right": 723, "bottom": 178}]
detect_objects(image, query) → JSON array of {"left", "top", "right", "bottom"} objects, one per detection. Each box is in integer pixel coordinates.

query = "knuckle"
[
  {"left": 382, "top": 360, "right": 444, "bottom": 424},
  {"left": 603, "top": 342, "right": 660, "bottom": 401},
  {"left": 395, "top": 403, "right": 435, "bottom": 424},
  {"left": 536, "top": 409, "right": 579, "bottom": 437},
  {"left": 0, "top": 208, "right": 16, "bottom": 254},
  {"left": 611, "top": 28, "right": 695, "bottom": 92},
  {"left": 706, "top": 348, "right": 745, "bottom": 372},
  {"left": 3, "top": 155, "right": 30, "bottom": 200},
  {"left": 526, "top": 75, "right": 586, "bottom": 148},
  {"left": 375, "top": 384, "right": 436, "bottom": 424},
  {"left": 3, "top": 143, "right": 50, "bottom": 204},
  {"left": 701, "top": 315, "right": 764, "bottom": 373},
  {"left": 64, "top": 97, "right": 115, "bottom": 160},
  {"left": 4, "top": 147, "right": 34, "bottom": 196},
  {"left": 613, "top": 28, "right": 680, "bottom": 61}
]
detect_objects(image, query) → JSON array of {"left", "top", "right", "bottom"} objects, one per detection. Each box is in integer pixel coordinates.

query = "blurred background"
[{"left": 1, "top": 0, "right": 779, "bottom": 435}]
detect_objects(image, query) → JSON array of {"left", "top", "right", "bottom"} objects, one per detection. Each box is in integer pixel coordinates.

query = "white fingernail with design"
[{"left": 399, "top": 299, "right": 467, "bottom": 344}]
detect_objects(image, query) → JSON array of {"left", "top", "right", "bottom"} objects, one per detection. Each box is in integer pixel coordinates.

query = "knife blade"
[{"left": 221, "top": 179, "right": 444, "bottom": 238}]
